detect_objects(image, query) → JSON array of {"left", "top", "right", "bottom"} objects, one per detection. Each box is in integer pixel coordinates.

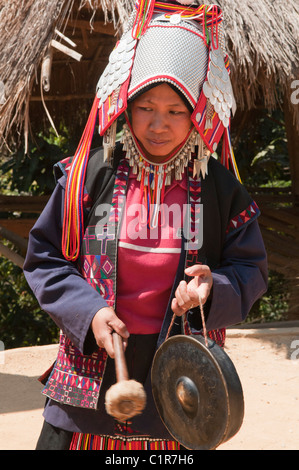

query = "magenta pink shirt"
[{"left": 116, "top": 170, "right": 187, "bottom": 334}]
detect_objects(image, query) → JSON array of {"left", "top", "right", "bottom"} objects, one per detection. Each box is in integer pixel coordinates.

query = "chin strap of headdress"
[{"left": 62, "top": 1, "right": 240, "bottom": 261}]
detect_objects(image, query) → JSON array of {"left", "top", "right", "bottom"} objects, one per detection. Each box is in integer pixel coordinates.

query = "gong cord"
[{"left": 167, "top": 299, "right": 208, "bottom": 347}]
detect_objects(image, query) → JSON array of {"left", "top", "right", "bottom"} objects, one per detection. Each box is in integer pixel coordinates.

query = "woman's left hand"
[{"left": 171, "top": 264, "right": 213, "bottom": 316}]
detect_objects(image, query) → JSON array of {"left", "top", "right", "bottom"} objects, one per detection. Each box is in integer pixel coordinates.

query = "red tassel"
[
  {"left": 132, "top": 0, "right": 156, "bottom": 38},
  {"left": 62, "top": 96, "right": 99, "bottom": 261}
]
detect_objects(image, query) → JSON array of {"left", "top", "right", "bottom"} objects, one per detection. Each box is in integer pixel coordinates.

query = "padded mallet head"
[{"left": 105, "top": 379, "right": 147, "bottom": 422}]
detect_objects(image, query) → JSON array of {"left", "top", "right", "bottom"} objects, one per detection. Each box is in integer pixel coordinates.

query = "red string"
[{"left": 211, "top": 5, "right": 219, "bottom": 50}]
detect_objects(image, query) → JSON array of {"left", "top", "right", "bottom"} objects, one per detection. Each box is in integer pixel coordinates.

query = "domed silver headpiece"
[
  {"left": 62, "top": 2, "right": 240, "bottom": 263},
  {"left": 96, "top": 2, "right": 237, "bottom": 177}
]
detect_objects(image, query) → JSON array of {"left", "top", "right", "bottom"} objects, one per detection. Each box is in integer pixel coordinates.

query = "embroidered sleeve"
[{"left": 226, "top": 200, "right": 260, "bottom": 235}]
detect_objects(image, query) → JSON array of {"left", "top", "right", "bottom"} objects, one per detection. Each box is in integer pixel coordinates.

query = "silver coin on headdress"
[
  {"left": 96, "top": 31, "right": 137, "bottom": 107},
  {"left": 203, "top": 45, "right": 236, "bottom": 128}
]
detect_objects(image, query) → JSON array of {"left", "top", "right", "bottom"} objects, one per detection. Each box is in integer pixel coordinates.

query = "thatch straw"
[
  {"left": 219, "top": 0, "right": 299, "bottom": 115},
  {"left": 0, "top": 0, "right": 298, "bottom": 149},
  {"left": 0, "top": 0, "right": 131, "bottom": 149},
  {"left": 0, "top": 0, "right": 74, "bottom": 148}
]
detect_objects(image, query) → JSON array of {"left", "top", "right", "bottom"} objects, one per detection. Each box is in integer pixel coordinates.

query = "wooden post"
[
  {"left": 283, "top": 93, "right": 299, "bottom": 206},
  {"left": 41, "top": 47, "right": 53, "bottom": 92},
  {"left": 0, "top": 242, "right": 24, "bottom": 269}
]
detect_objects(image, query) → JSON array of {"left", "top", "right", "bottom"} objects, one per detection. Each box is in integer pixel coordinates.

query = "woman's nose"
[{"left": 149, "top": 112, "right": 168, "bottom": 132}]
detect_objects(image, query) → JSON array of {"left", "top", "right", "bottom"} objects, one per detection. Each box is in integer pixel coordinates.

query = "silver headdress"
[
  {"left": 62, "top": 2, "right": 240, "bottom": 259},
  {"left": 96, "top": 1, "right": 238, "bottom": 180}
]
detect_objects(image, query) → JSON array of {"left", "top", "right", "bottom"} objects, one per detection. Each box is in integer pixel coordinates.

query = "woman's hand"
[
  {"left": 171, "top": 264, "right": 213, "bottom": 316},
  {"left": 91, "top": 307, "right": 129, "bottom": 358}
]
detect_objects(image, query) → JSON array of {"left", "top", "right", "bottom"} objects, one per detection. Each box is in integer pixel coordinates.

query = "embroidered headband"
[{"left": 62, "top": 1, "right": 240, "bottom": 261}]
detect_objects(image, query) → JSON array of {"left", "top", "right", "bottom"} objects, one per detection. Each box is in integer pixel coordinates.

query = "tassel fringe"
[
  {"left": 221, "top": 127, "right": 242, "bottom": 182},
  {"left": 62, "top": 95, "right": 99, "bottom": 261}
]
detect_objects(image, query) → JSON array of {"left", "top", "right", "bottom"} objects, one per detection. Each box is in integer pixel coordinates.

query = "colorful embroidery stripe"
[
  {"left": 70, "top": 433, "right": 181, "bottom": 450},
  {"left": 41, "top": 333, "right": 107, "bottom": 409},
  {"left": 207, "top": 328, "right": 226, "bottom": 347},
  {"left": 226, "top": 201, "right": 259, "bottom": 234}
]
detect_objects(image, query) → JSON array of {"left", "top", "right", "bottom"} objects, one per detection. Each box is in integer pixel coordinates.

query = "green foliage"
[
  {"left": 0, "top": 251, "right": 59, "bottom": 349},
  {"left": 0, "top": 127, "right": 73, "bottom": 196},
  {"left": 0, "top": 128, "right": 70, "bottom": 348},
  {"left": 232, "top": 109, "right": 291, "bottom": 323},
  {"left": 246, "top": 270, "right": 289, "bottom": 324},
  {"left": 233, "top": 109, "right": 290, "bottom": 187}
]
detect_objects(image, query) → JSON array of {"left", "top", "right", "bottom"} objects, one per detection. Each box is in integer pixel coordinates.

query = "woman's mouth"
[{"left": 148, "top": 139, "right": 169, "bottom": 147}]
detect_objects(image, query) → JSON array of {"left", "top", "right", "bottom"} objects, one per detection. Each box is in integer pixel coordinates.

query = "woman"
[
  {"left": 24, "top": 1, "right": 267, "bottom": 450},
  {"left": 92, "top": 83, "right": 214, "bottom": 357}
]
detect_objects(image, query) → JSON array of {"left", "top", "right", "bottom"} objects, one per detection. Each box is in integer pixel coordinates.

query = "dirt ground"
[{"left": 0, "top": 324, "right": 299, "bottom": 451}]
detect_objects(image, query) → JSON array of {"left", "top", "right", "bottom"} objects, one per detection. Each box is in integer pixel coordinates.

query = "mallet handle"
[{"left": 112, "top": 332, "right": 129, "bottom": 382}]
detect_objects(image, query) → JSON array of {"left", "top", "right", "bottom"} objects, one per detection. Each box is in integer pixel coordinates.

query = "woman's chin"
[{"left": 142, "top": 143, "right": 178, "bottom": 163}]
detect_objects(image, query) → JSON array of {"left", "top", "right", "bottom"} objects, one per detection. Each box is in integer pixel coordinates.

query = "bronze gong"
[{"left": 151, "top": 335, "right": 244, "bottom": 450}]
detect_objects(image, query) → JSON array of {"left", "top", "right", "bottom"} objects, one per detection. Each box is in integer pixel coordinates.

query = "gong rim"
[{"left": 151, "top": 335, "right": 244, "bottom": 450}]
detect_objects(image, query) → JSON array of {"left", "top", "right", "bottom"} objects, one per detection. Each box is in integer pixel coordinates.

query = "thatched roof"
[
  {"left": 0, "top": 0, "right": 298, "bottom": 149},
  {"left": 220, "top": 0, "right": 299, "bottom": 112},
  {"left": 0, "top": 0, "right": 132, "bottom": 148}
]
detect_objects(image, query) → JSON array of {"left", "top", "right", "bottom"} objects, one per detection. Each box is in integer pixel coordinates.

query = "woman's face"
[{"left": 130, "top": 83, "right": 192, "bottom": 163}]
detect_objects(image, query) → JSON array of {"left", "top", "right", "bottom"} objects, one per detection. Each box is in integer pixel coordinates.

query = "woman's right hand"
[{"left": 91, "top": 307, "right": 129, "bottom": 358}]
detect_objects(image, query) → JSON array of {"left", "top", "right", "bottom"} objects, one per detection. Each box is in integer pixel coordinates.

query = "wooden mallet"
[{"left": 105, "top": 332, "right": 147, "bottom": 422}]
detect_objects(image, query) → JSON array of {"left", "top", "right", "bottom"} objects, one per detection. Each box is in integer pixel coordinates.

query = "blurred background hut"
[{"left": 0, "top": 0, "right": 298, "bottom": 321}]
